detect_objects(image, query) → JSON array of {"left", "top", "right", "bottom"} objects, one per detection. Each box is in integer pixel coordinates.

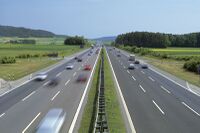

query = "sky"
[{"left": 0, "top": 0, "right": 200, "bottom": 38}]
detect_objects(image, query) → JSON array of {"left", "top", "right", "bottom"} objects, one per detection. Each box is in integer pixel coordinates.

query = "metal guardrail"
[{"left": 94, "top": 50, "right": 109, "bottom": 133}]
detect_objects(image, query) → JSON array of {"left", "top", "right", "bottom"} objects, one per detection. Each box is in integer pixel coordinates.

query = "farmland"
[
  {"left": 0, "top": 37, "right": 87, "bottom": 80},
  {"left": 150, "top": 47, "right": 200, "bottom": 56}
]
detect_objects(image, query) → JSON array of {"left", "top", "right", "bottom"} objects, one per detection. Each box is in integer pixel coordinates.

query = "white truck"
[{"left": 129, "top": 54, "right": 135, "bottom": 61}]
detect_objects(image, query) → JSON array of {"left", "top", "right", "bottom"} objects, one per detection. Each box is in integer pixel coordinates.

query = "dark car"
[
  {"left": 48, "top": 77, "right": 60, "bottom": 86},
  {"left": 77, "top": 58, "right": 82, "bottom": 62},
  {"left": 74, "top": 56, "right": 78, "bottom": 60},
  {"left": 117, "top": 54, "right": 121, "bottom": 57},
  {"left": 134, "top": 60, "right": 140, "bottom": 64},
  {"left": 76, "top": 74, "right": 87, "bottom": 82},
  {"left": 141, "top": 63, "right": 148, "bottom": 69}
]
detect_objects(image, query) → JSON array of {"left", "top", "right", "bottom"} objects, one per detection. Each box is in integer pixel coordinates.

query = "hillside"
[
  {"left": 93, "top": 36, "right": 116, "bottom": 41},
  {"left": 0, "top": 25, "right": 55, "bottom": 37}
]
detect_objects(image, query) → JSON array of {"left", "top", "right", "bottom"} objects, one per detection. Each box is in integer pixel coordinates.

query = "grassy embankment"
[
  {"left": 79, "top": 49, "right": 126, "bottom": 133},
  {"left": 121, "top": 46, "right": 200, "bottom": 87},
  {"left": 0, "top": 37, "right": 87, "bottom": 80}
]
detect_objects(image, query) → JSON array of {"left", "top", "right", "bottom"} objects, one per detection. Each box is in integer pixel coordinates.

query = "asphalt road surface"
[
  {"left": 106, "top": 47, "right": 200, "bottom": 133},
  {"left": 0, "top": 47, "right": 100, "bottom": 133}
]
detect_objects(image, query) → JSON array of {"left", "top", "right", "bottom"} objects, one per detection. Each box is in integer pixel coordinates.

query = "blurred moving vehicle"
[
  {"left": 35, "top": 72, "right": 48, "bottom": 81},
  {"left": 77, "top": 58, "right": 82, "bottom": 62},
  {"left": 141, "top": 63, "right": 148, "bottom": 69},
  {"left": 36, "top": 108, "right": 66, "bottom": 133},
  {"left": 117, "top": 54, "right": 121, "bottom": 57},
  {"left": 48, "top": 77, "right": 60, "bottom": 86},
  {"left": 90, "top": 50, "right": 93, "bottom": 53},
  {"left": 134, "top": 60, "right": 140, "bottom": 64},
  {"left": 84, "top": 65, "right": 91, "bottom": 71},
  {"left": 88, "top": 53, "right": 91, "bottom": 56},
  {"left": 65, "top": 63, "right": 74, "bottom": 69},
  {"left": 128, "top": 63, "right": 135, "bottom": 69},
  {"left": 129, "top": 54, "right": 135, "bottom": 61},
  {"left": 74, "top": 56, "right": 78, "bottom": 60},
  {"left": 76, "top": 73, "right": 87, "bottom": 82}
]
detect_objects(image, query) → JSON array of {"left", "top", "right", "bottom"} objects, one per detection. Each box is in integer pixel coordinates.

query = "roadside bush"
[
  {"left": 1, "top": 56, "right": 16, "bottom": 64},
  {"left": 183, "top": 59, "right": 200, "bottom": 73}
]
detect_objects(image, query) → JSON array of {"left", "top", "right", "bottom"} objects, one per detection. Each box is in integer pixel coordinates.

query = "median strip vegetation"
[{"left": 79, "top": 49, "right": 126, "bottom": 133}]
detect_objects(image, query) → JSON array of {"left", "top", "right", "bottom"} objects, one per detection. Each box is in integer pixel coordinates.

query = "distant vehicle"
[
  {"left": 88, "top": 53, "right": 91, "bottom": 56},
  {"left": 76, "top": 73, "right": 87, "bottom": 82},
  {"left": 65, "top": 63, "right": 74, "bottom": 69},
  {"left": 90, "top": 50, "right": 93, "bottom": 53},
  {"left": 134, "top": 60, "right": 140, "bottom": 64},
  {"left": 117, "top": 54, "right": 121, "bottom": 57},
  {"left": 74, "top": 56, "right": 78, "bottom": 60},
  {"left": 36, "top": 108, "right": 66, "bottom": 133},
  {"left": 129, "top": 54, "right": 135, "bottom": 61},
  {"left": 84, "top": 65, "right": 91, "bottom": 71},
  {"left": 109, "top": 48, "right": 112, "bottom": 51},
  {"left": 128, "top": 63, "right": 135, "bottom": 69},
  {"left": 35, "top": 72, "right": 48, "bottom": 81},
  {"left": 141, "top": 63, "right": 148, "bottom": 69},
  {"left": 48, "top": 77, "right": 60, "bottom": 86},
  {"left": 117, "top": 50, "right": 120, "bottom": 53},
  {"left": 77, "top": 58, "right": 82, "bottom": 62}
]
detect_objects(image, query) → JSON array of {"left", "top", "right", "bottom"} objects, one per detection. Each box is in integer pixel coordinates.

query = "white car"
[
  {"left": 65, "top": 63, "right": 74, "bottom": 69},
  {"left": 35, "top": 72, "right": 48, "bottom": 81},
  {"left": 128, "top": 63, "right": 135, "bottom": 69},
  {"left": 36, "top": 108, "right": 66, "bottom": 133}
]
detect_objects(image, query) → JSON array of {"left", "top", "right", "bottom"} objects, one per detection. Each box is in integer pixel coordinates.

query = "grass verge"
[
  {"left": 143, "top": 56, "right": 200, "bottom": 87},
  {"left": 104, "top": 49, "right": 126, "bottom": 132},
  {"left": 78, "top": 54, "right": 100, "bottom": 133}
]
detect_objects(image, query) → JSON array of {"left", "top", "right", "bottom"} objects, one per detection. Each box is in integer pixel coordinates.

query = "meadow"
[{"left": 0, "top": 37, "right": 87, "bottom": 80}]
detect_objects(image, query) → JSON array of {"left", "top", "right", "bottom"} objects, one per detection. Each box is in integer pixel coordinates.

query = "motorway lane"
[
  {"left": 0, "top": 49, "right": 89, "bottom": 115},
  {"left": 0, "top": 48, "right": 100, "bottom": 133},
  {"left": 106, "top": 47, "right": 200, "bottom": 133}
]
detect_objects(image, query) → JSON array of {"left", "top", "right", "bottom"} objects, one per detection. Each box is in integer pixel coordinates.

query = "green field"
[
  {"left": 150, "top": 47, "right": 200, "bottom": 56},
  {"left": 0, "top": 37, "right": 87, "bottom": 80}
]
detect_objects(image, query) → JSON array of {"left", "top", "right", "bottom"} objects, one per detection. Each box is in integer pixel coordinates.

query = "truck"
[{"left": 129, "top": 54, "right": 135, "bottom": 61}]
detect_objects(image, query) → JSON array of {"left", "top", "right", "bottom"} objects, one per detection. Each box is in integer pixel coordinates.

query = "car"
[
  {"left": 88, "top": 53, "right": 91, "bottom": 56},
  {"left": 141, "top": 63, "right": 148, "bottom": 69},
  {"left": 36, "top": 108, "right": 66, "bottom": 133},
  {"left": 76, "top": 73, "right": 87, "bottom": 82},
  {"left": 74, "top": 56, "right": 78, "bottom": 60},
  {"left": 65, "top": 63, "right": 74, "bottom": 69},
  {"left": 128, "top": 63, "right": 135, "bottom": 69},
  {"left": 77, "top": 58, "right": 82, "bottom": 62},
  {"left": 117, "top": 54, "right": 121, "bottom": 57},
  {"left": 90, "top": 50, "right": 93, "bottom": 53},
  {"left": 84, "top": 65, "right": 91, "bottom": 71},
  {"left": 48, "top": 77, "right": 60, "bottom": 86},
  {"left": 134, "top": 60, "right": 140, "bottom": 64},
  {"left": 35, "top": 72, "right": 48, "bottom": 81}
]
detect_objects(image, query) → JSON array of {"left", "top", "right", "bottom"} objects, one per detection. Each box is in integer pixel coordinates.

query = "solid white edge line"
[
  {"left": 106, "top": 49, "right": 136, "bottom": 133},
  {"left": 148, "top": 76, "right": 155, "bottom": 82},
  {"left": 152, "top": 100, "right": 165, "bottom": 115},
  {"left": 132, "top": 76, "right": 136, "bottom": 81},
  {"left": 139, "top": 85, "right": 146, "bottom": 93},
  {"left": 56, "top": 72, "right": 62, "bottom": 77},
  {"left": 182, "top": 102, "right": 200, "bottom": 116},
  {"left": 68, "top": 48, "right": 101, "bottom": 133},
  {"left": 65, "top": 80, "right": 70, "bottom": 86},
  {"left": 22, "top": 112, "right": 41, "bottom": 133},
  {"left": 0, "top": 113, "right": 5, "bottom": 118},
  {"left": 161, "top": 86, "right": 171, "bottom": 94},
  {"left": 127, "top": 70, "right": 130, "bottom": 74},
  {"left": 51, "top": 91, "right": 60, "bottom": 101},
  {"left": 22, "top": 91, "right": 36, "bottom": 101}
]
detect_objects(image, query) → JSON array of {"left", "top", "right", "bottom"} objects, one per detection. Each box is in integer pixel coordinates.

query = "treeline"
[
  {"left": 0, "top": 25, "right": 55, "bottom": 38},
  {"left": 64, "top": 36, "right": 87, "bottom": 46},
  {"left": 115, "top": 32, "right": 200, "bottom": 48}
]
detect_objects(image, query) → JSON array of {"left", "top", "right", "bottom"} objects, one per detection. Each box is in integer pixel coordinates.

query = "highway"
[
  {"left": 0, "top": 47, "right": 100, "bottom": 133},
  {"left": 106, "top": 47, "right": 200, "bottom": 133}
]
